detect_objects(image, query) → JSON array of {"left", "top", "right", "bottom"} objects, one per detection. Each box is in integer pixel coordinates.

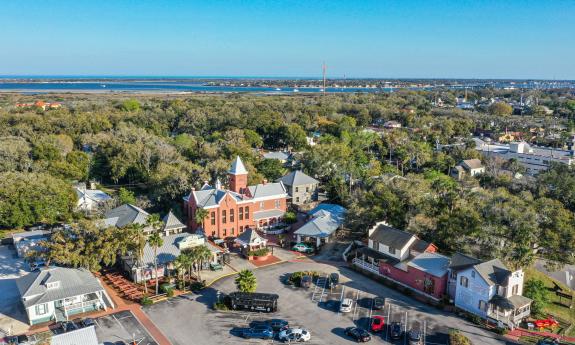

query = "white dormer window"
[{"left": 46, "top": 281, "right": 60, "bottom": 289}]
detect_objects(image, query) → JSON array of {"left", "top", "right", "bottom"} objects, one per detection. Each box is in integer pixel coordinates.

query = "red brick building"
[
  {"left": 184, "top": 156, "right": 288, "bottom": 238},
  {"left": 353, "top": 221, "right": 449, "bottom": 300}
]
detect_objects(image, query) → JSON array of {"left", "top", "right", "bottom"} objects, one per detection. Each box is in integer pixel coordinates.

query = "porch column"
[
  {"left": 316, "top": 237, "right": 321, "bottom": 247},
  {"left": 297, "top": 235, "right": 301, "bottom": 243}
]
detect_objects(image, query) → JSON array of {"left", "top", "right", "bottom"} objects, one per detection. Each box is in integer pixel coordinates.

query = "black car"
[
  {"left": 390, "top": 322, "right": 403, "bottom": 339},
  {"left": 80, "top": 318, "right": 95, "bottom": 328},
  {"left": 266, "top": 319, "right": 289, "bottom": 331},
  {"left": 408, "top": 329, "right": 422, "bottom": 345},
  {"left": 345, "top": 327, "right": 371, "bottom": 342},
  {"left": 242, "top": 325, "right": 274, "bottom": 339},
  {"left": 59, "top": 321, "right": 78, "bottom": 333},
  {"left": 373, "top": 297, "right": 385, "bottom": 310},
  {"left": 327, "top": 273, "right": 339, "bottom": 288}
]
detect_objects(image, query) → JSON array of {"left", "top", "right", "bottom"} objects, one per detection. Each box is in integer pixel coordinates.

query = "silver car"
[{"left": 339, "top": 298, "right": 353, "bottom": 313}]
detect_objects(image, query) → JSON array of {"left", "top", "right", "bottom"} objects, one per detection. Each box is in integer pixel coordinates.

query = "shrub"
[
  {"left": 523, "top": 279, "right": 549, "bottom": 317},
  {"left": 284, "top": 211, "right": 297, "bottom": 224},
  {"left": 289, "top": 271, "right": 321, "bottom": 287},
  {"left": 165, "top": 288, "right": 174, "bottom": 298},
  {"left": 214, "top": 301, "right": 229, "bottom": 311},
  {"left": 140, "top": 297, "right": 153, "bottom": 306},
  {"left": 247, "top": 248, "right": 270, "bottom": 257},
  {"left": 449, "top": 330, "right": 472, "bottom": 345},
  {"left": 190, "top": 281, "right": 205, "bottom": 291}
]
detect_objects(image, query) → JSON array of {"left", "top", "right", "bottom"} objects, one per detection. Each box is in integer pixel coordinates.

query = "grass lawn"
[{"left": 524, "top": 268, "right": 575, "bottom": 336}]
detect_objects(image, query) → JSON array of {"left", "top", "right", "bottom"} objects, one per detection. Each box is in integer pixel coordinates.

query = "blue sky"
[{"left": 1, "top": 0, "right": 574, "bottom": 79}]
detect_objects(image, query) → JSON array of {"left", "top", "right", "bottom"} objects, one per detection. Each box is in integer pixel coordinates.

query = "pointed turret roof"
[{"left": 229, "top": 156, "right": 248, "bottom": 175}]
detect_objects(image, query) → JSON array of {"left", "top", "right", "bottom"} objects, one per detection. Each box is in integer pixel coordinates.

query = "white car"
[
  {"left": 278, "top": 328, "right": 311, "bottom": 342},
  {"left": 340, "top": 298, "right": 353, "bottom": 313}
]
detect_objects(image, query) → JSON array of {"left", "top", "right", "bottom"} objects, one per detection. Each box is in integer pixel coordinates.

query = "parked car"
[
  {"left": 242, "top": 326, "right": 274, "bottom": 339},
  {"left": 340, "top": 298, "right": 353, "bottom": 313},
  {"left": 80, "top": 318, "right": 95, "bottom": 328},
  {"left": 345, "top": 327, "right": 371, "bottom": 342},
  {"left": 278, "top": 328, "right": 311, "bottom": 342},
  {"left": 301, "top": 275, "right": 312, "bottom": 288},
  {"left": 390, "top": 322, "right": 403, "bottom": 340},
  {"left": 327, "top": 273, "right": 339, "bottom": 288},
  {"left": 228, "top": 292, "right": 279, "bottom": 312},
  {"left": 59, "top": 321, "right": 78, "bottom": 333},
  {"left": 408, "top": 329, "right": 422, "bottom": 345},
  {"left": 373, "top": 297, "right": 385, "bottom": 310},
  {"left": 5, "top": 335, "right": 28, "bottom": 345},
  {"left": 292, "top": 243, "right": 314, "bottom": 254},
  {"left": 266, "top": 319, "right": 289, "bottom": 332},
  {"left": 371, "top": 315, "right": 385, "bottom": 332},
  {"left": 210, "top": 262, "right": 223, "bottom": 271}
]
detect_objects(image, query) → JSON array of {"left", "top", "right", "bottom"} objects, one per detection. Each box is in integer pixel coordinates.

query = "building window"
[
  {"left": 223, "top": 229, "right": 227, "bottom": 236},
  {"left": 388, "top": 247, "right": 396, "bottom": 255},
  {"left": 240, "top": 226, "right": 244, "bottom": 233},
  {"left": 259, "top": 201, "right": 264, "bottom": 209},
  {"left": 512, "top": 284, "right": 519, "bottom": 295},
  {"left": 471, "top": 271, "right": 475, "bottom": 278},
  {"left": 460, "top": 276, "right": 469, "bottom": 288},
  {"left": 230, "top": 209, "right": 234, "bottom": 222},
  {"left": 239, "top": 207, "right": 243, "bottom": 220},
  {"left": 210, "top": 212, "right": 216, "bottom": 225},
  {"left": 295, "top": 187, "right": 299, "bottom": 192},
  {"left": 296, "top": 197, "right": 300, "bottom": 203},
  {"left": 231, "top": 227, "right": 235, "bottom": 235},
  {"left": 35, "top": 303, "right": 48, "bottom": 316},
  {"left": 222, "top": 210, "right": 227, "bottom": 224},
  {"left": 275, "top": 200, "right": 280, "bottom": 208},
  {"left": 211, "top": 231, "right": 216, "bottom": 237},
  {"left": 245, "top": 206, "right": 249, "bottom": 219},
  {"left": 478, "top": 300, "right": 487, "bottom": 312},
  {"left": 306, "top": 187, "right": 309, "bottom": 193}
]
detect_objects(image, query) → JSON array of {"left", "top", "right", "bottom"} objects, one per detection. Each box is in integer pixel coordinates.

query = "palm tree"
[
  {"left": 128, "top": 224, "right": 148, "bottom": 294},
  {"left": 194, "top": 207, "right": 209, "bottom": 231},
  {"left": 148, "top": 232, "right": 164, "bottom": 295},
  {"left": 235, "top": 269, "right": 257, "bottom": 293},
  {"left": 173, "top": 255, "right": 186, "bottom": 289},
  {"left": 192, "top": 245, "right": 213, "bottom": 282}
]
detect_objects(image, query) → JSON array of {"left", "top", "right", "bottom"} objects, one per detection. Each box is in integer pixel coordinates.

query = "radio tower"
[{"left": 322, "top": 61, "right": 327, "bottom": 96}]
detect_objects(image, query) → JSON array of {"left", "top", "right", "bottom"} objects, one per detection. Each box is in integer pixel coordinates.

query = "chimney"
[{"left": 215, "top": 178, "right": 222, "bottom": 190}]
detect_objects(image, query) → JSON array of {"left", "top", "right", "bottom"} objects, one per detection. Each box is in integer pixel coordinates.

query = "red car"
[{"left": 371, "top": 315, "right": 385, "bottom": 332}]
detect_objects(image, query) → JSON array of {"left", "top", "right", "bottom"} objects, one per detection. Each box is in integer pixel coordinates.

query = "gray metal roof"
[
  {"left": 263, "top": 151, "right": 291, "bottom": 161},
  {"left": 141, "top": 233, "right": 221, "bottom": 267},
  {"left": 75, "top": 188, "right": 111, "bottom": 203},
  {"left": 368, "top": 224, "right": 415, "bottom": 250},
  {"left": 191, "top": 187, "right": 245, "bottom": 208},
  {"left": 253, "top": 209, "right": 285, "bottom": 220},
  {"left": 461, "top": 159, "right": 483, "bottom": 170},
  {"left": 162, "top": 211, "right": 186, "bottom": 231},
  {"left": 473, "top": 259, "right": 511, "bottom": 286},
  {"left": 248, "top": 182, "right": 287, "bottom": 199},
  {"left": 16, "top": 267, "right": 107, "bottom": 308},
  {"left": 51, "top": 325, "right": 99, "bottom": 345},
  {"left": 277, "top": 170, "right": 319, "bottom": 187},
  {"left": 295, "top": 206, "right": 346, "bottom": 238},
  {"left": 229, "top": 156, "right": 248, "bottom": 175},
  {"left": 449, "top": 252, "right": 481, "bottom": 270},
  {"left": 104, "top": 204, "right": 149, "bottom": 228},
  {"left": 407, "top": 252, "right": 450, "bottom": 278},
  {"left": 235, "top": 228, "right": 265, "bottom": 245}
]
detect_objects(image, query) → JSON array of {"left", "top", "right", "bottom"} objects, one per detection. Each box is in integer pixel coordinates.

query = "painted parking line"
[{"left": 337, "top": 285, "right": 345, "bottom": 315}]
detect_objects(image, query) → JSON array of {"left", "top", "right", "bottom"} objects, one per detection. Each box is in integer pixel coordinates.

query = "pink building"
[{"left": 353, "top": 221, "right": 449, "bottom": 300}]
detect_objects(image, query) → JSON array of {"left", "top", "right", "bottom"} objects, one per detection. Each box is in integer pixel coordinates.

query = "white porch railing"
[
  {"left": 352, "top": 258, "right": 441, "bottom": 302},
  {"left": 352, "top": 258, "right": 379, "bottom": 274}
]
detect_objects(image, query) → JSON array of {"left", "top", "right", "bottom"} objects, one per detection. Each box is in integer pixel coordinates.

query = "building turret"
[{"left": 228, "top": 156, "right": 248, "bottom": 194}]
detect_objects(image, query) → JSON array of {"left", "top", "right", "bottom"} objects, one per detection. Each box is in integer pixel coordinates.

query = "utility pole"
[{"left": 322, "top": 61, "right": 326, "bottom": 96}]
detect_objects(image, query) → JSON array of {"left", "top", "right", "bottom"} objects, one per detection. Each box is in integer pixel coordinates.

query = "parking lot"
[
  {"left": 144, "top": 261, "right": 511, "bottom": 345},
  {"left": 0, "top": 245, "right": 31, "bottom": 336},
  {"left": 92, "top": 311, "right": 158, "bottom": 345}
]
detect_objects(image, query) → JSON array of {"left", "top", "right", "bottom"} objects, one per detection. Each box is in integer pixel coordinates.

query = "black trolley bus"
[{"left": 227, "top": 292, "right": 279, "bottom": 313}]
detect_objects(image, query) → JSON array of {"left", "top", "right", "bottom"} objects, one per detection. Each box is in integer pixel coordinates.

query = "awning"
[{"left": 253, "top": 209, "right": 285, "bottom": 220}]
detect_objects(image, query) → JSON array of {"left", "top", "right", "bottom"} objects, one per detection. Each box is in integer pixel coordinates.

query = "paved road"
[{"left": 144, "top": 261, "right": 515, "bottom": 345}]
